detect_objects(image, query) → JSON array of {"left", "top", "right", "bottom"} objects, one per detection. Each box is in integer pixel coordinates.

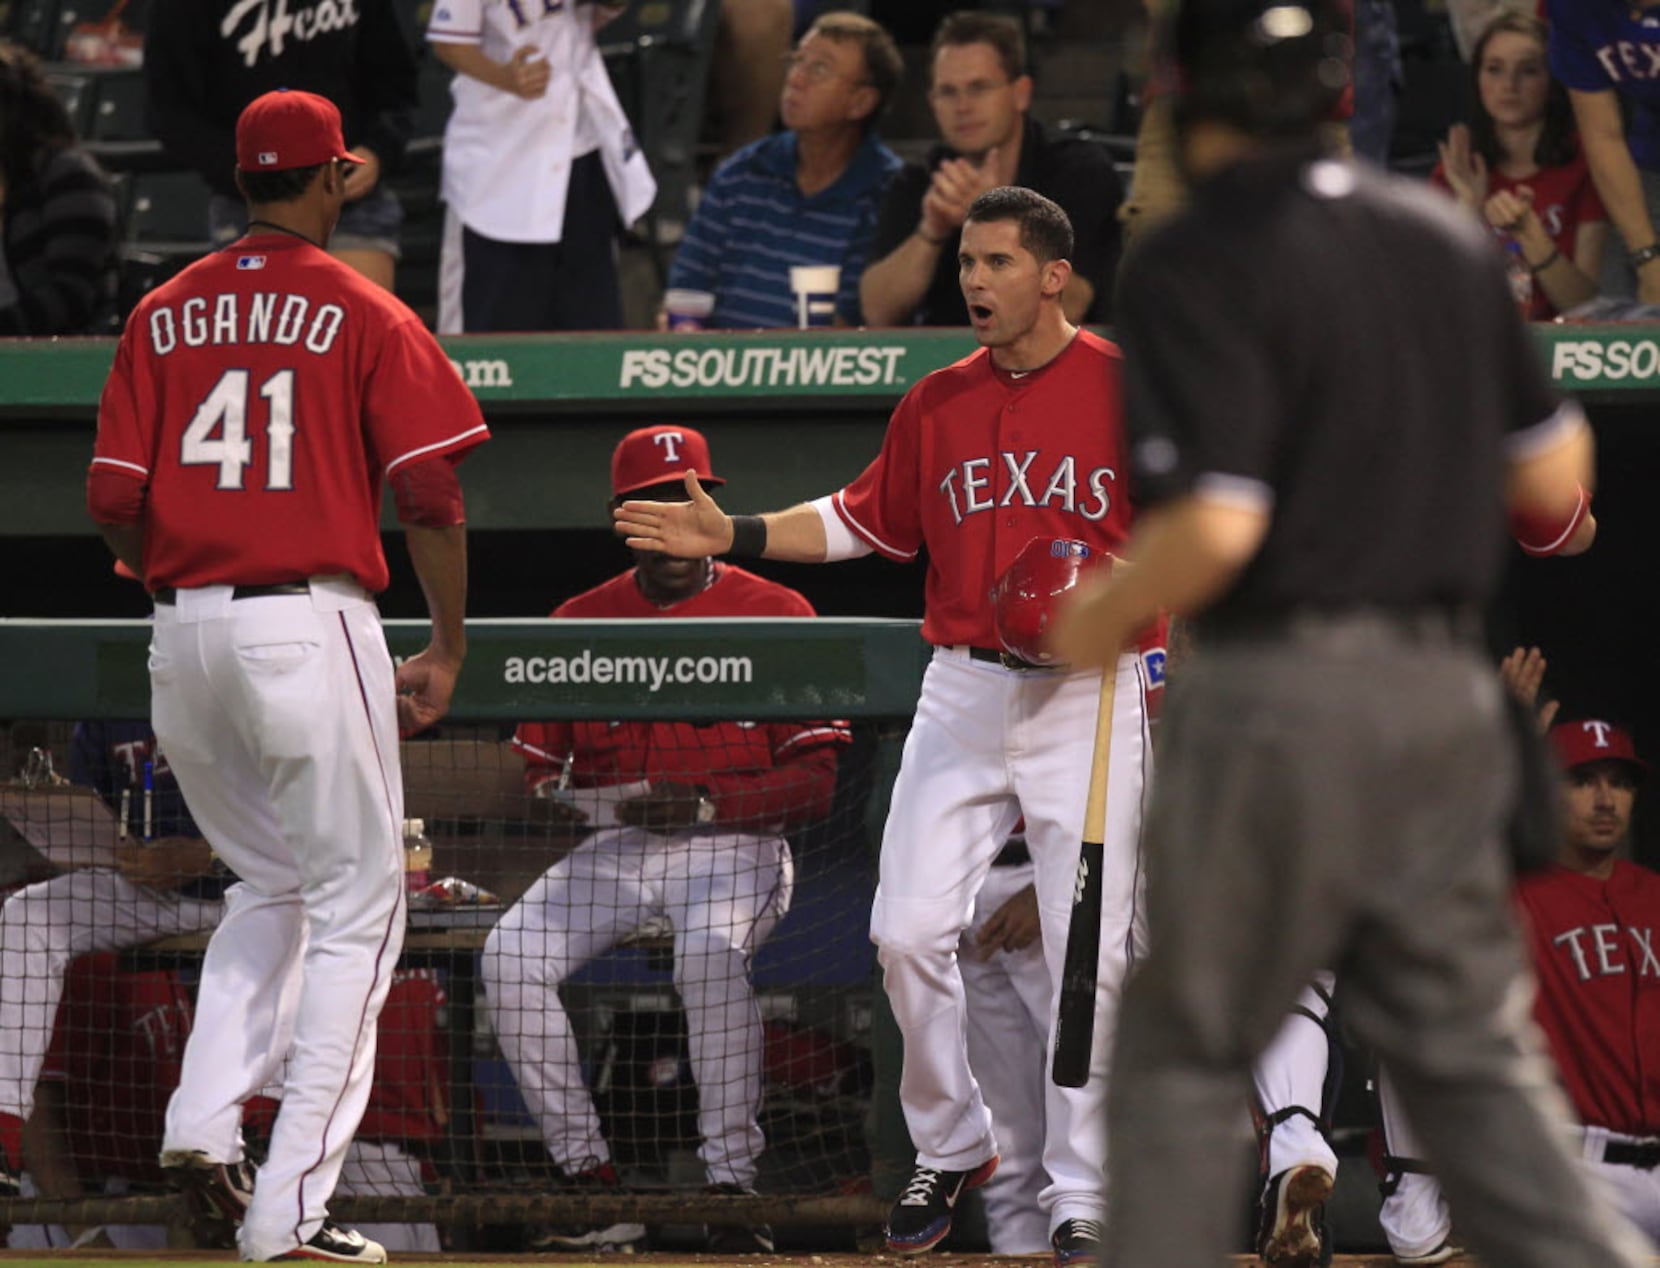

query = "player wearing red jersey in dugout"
[
  {"left": 617, "top": 187, "right": 1151, "bottom": 1268},
  {"left": 87, "top": 88, "right": 488, "bottom": 1264},
  {"left": 484, "top": 425, "right": 851, "bottom": 1255}
]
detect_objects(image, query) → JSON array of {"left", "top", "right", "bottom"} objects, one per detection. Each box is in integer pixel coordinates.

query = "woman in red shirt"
[{"left": 1435, "top": 13, "right": 1607, "bottom": 320}]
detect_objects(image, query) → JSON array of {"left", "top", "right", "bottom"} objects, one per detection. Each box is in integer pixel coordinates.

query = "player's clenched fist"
[
  {"left": 506, "top": 45, "right": 551, "bottom": 99},
  {"left": 614, "top": 471, "right": 733, "bottom": 558},
  {"left": 396, "top": 648, "right": 463, "bottom": 738}
]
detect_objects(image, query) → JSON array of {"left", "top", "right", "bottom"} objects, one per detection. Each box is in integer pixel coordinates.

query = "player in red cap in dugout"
[{"left": 482, "top": 425, "right": 851, "bottom": 1254}]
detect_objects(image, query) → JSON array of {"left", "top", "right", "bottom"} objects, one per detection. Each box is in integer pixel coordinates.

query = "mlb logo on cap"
[
  {"left": 1549, "top": 719, "right": 1648, "bottom": 775},
  {"left": 611, "top": 425, "right": 725, "bottom": 498}
]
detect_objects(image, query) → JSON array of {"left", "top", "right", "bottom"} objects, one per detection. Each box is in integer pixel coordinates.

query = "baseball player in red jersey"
[
  {"left": 1514, "top": 720, "right": 1660, "bottom": 1245},
  {"left": 617, "top": 188, "right": 1150, "bottom": 1267},
  {"left": 7, "top": 953, "right": 192, "bottom": 1252},
  {"left": 485, "top": 425, "right": 850, "bottom": 1254},
  {"left": 86, "top": 89, "right": 487, "bottom": 1263}
]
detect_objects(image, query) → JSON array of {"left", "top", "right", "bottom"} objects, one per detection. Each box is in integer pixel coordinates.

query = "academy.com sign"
[
  {"left": 619, "top": 344, "right": 909, "bottom": 391},
  {"left": 503, "top": 651, "right": 755, "bottom": 692},
  {"left": 1550, "top": 338, "right": 1660, "bottom": 382}
]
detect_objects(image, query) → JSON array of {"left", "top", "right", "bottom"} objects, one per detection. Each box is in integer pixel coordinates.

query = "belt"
[
  {"left": 966, "top": 645, "right": 1048, "bottom": 672},
  {"left": 1603, "top": 1140, "right": 1660, "bottom": 1169},
  {"left": 991, "top": 838, "right": 1031, "bottom": 868},
  {"left": 152, "top": 582, "right": 311, "bottom": 606}
]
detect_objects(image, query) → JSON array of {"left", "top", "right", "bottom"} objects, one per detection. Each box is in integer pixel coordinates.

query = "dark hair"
[
  {"left": 1169, "top": 0, "right": 1350, "bottom": 140},
  {"left": 236, "top": 162, "right": 328, "bottom": 206},
  {"left": 1468, "top": 14, "right": 1576, "bottom": 171},
  {"left": 965, "top": 186, "right": 1073, "bottom": 263},
  {"left": 0, "top": 40, "right": 77, "bottom": 192},
  {"left": 807, "top": 11, "right": 903, "bottom": 125},
  {"left": 931, "top": 11, "right": 1027, "bottom": 83}
]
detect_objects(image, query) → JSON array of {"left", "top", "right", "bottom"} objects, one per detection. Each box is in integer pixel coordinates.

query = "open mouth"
[{"left": 968, "top": 303, "right": 993, "bottom": 323}]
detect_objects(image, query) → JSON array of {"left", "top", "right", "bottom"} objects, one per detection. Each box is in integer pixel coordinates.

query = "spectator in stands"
[
  {"left": 482, "top": 425, "right": 851, "bottom": 1254},
  {"left": 860, "top": 12, "right": 1121, "bottom": 326},
  {"left": 427, "top": 0, "right": 657, "bottom": 333},
  {"left": 1434, "top": 14, "right": 1606, "bottom": 321},
  {"left": 0, "top": 41, "right": 119, "bottom": 335},
  {"left": 0, "top": 722, "right": 227, "bottom": 1202},
  {"left": 1549, "top": 0, "right": 1660, "bottom": 301},
  {"left": 711, "top": 0, "right": 794, "bottom": 158},
  {"left": 142, "top": 0, "right": 418, "bottom": 291},
  {"left": 665, "top": 11, "right": 902, "bottom": 329}
]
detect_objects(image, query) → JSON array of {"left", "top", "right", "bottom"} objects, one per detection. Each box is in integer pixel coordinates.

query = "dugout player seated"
[
  {"left": 482, "top": 425, "right": 851, "bottom": 1254},
  {"left": 1377, "top": 710, "right": 1660, "bottom": 1262},
  {"left": 0, "top": 722, "right": 227, "bottom": 1203}
]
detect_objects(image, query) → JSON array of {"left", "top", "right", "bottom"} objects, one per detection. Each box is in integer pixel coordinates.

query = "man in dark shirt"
[
  {"left": 1050, "top": 2, "right": 1645, "bottom": 1266},
  {"left": 858, "top": 12, "right": 1121, "bottom": 326}
]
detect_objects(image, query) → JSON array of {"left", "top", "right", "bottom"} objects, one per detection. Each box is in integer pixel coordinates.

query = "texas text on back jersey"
[
  {"left": 1517, "top": 860, "right": 1660, "bottom": 1137},
  {"left": 91, "top": 234, "right": 488, "bottom": 591},
  {"left": 513, "top": 564, "right": 852, "bottom": 831},
  {"left": 831, "top": 329, "right": 1132, "bottom": 647}
]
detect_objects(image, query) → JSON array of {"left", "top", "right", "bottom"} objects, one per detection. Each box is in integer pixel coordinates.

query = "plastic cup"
[
  {"left": 789, "top": 265, "right": 841, "bottom": 329},
  {"left": 663, "top": 288, "right": 716, "bottom": 331}
]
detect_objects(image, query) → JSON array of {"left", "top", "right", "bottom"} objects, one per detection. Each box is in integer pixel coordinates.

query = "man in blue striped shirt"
[{"left": 665, "top": 11, "right": 902, "bottom": 329}]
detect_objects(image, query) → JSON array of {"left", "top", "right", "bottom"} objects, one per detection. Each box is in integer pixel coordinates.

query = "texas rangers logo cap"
[
  {"left": 1549, "top": 719, "right": 1648, "bottom": 776},
  {"left": 235, "top": 89, "right": 366, "bottom": 173},
  {"left": 611, "top": 425, "right": 726, "bottom": 498}
]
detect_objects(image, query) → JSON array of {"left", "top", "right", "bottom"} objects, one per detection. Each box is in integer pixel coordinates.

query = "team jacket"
[
  {"left": 1517, "top": 860, "right": 1660, "bottom": 1135},
  {"left": 513, "top": 565, "right": 851, "bottom": 833}
]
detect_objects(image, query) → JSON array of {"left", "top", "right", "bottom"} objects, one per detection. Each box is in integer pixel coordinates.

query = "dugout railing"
[{"left": 0, "top": 617, "right": 930, "bottom": 1243}]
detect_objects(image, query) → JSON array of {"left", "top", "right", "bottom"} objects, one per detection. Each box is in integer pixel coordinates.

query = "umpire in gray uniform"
[{"left": 1050, "top": 1, "right": 1650, "bottom": 1265}]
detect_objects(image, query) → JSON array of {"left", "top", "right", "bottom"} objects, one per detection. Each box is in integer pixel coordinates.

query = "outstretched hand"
[
  {"left": 613, "top": 472, "right": 733, "bottom": 558},
  {"left": 1499, "top": 645, "right": 1559, "bottom": 734},
  {"left": 397, "top": 647, "right": 462, "bottom": 738}
]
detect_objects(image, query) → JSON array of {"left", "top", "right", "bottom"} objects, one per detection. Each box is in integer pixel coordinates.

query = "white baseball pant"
[
  {"left": 960, "top": 859, "right": 1052, "bottom": 1254},
  {"left": 1579, "top": 1128, "right": 1660, "bottom": 1248},
  {"left": 149, "top": 581, "right": 406, "bottom": 1262},
  {"left": 482, "top": 826, "right": 792, "bottom": 1187},
  {"left": 1252, "top": 972, "right": 1339, "bottom": 1182},
  {"left": 871, "top": 647, "right": 1149, "bottom": 1230},
  {"left": 0, "top": 870, "right": 221, "bottom": 1123},
  {"left": 1376, "top": 1062, "right": 1456, "bottom": 1260}
]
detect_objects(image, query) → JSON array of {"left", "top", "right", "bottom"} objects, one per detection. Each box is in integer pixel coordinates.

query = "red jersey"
[
  {"left": 1516, "top": 860, "right": 1660, "bottom": 1135},
  {"left": 831, "top": 331, "right": 1133, "bottom": 648},
  {"left": 358, "top": 969, "right": 447, "bottom": 1143},
  {"left": 513, "top": 564, "right": 851, "bottom": 831},
  {"left": 91, "top": 234, "right": 488, "bottom": 591},
  {"left": 41, "top": 953, "right": 194, "bottom": 1185},
  {"left": 1431, "top": 151, "right": 1606, "bottom": 320}
]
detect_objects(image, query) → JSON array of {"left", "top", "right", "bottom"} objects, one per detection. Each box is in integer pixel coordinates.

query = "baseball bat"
[{"left": 1051, "top": 666, "right": 1117, "bottom": 1088}]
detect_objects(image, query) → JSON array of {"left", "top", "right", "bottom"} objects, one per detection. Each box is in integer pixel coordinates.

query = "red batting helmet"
[{"left": 991, "top": 537, "right": 1103, "bottom": 666}]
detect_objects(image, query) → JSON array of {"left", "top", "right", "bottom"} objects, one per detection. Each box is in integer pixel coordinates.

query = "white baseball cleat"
[{"left": 1394, "top": 1237, "right": 1462, "bottom": 1265}]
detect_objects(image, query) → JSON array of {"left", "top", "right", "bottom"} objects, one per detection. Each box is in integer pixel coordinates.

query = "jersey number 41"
[{"left": 181, "top": 368, "right": 296, "bottom": 491}]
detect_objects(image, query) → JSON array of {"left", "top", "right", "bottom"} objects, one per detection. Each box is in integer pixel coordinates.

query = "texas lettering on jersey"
[
  {"left": 1549, "top": 922, "right": 1660, "bottom": 982},
  {"left": 937, "top": 451, "right": 1115, "bottom": 525}
]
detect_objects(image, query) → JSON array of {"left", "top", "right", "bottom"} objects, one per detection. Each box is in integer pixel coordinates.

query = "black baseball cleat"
[
  {"left": 263, "top": 1222, "right": 386, "bottom": 1262},
  {"left": 1257, "top": 1164, "right": 1334, "bottom": 1268},
  {"left": 704, "top": 1183, "right": 775, "bottom": 1253},
  {"left": 883, "top": 1155, "right": 998, "bottom": 1254},
  {"left": 161, "top": 1148, "right": 256, "bottom": 1249},
  {"left": 1051, "top": 1217, "right": 1104, "bottom": 1266}
]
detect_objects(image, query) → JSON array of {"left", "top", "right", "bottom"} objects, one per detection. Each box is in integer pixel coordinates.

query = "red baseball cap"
[
  {"left": 1549, "top": 720, "right": 1648, "bottom": 775},
  {"left": 236, "top": 89, "right": 365, "bottom": 173},
  {"left": 611, "top": 426, "right": 725, "bottom": 498}
]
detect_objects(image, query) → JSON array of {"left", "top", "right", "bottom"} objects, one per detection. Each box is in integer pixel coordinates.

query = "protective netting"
[{"left": 0, "top": 716, "right": 890, "bottom": 1249}]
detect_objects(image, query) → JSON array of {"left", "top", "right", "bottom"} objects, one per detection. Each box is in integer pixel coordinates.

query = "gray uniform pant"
[{"left": 1103, "top": 614, "right": 1652, "bottom": 1268}]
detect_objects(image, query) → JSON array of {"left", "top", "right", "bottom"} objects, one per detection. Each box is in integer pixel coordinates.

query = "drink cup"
[
  {"left": 789, "top": 265, "right": 841, "bottom": 329},
  {"left": 663, "top": 288, "right": 716, "bottom": 331}
]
